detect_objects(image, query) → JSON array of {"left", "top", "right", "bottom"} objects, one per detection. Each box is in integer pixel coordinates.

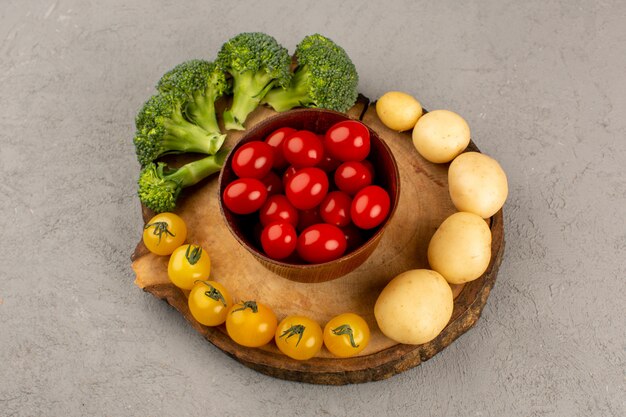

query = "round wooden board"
[{"left": 131, "top": 96, "right": 505, "bottom": 385}]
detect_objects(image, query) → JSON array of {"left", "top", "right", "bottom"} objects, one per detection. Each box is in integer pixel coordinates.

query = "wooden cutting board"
[{"left": 131, "top": 96, "right": 505, "bottom": 384}]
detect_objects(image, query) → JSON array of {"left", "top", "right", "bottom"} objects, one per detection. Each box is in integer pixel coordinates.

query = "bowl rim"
[{"left": 217, "top": 108, "right": 401, "bottom": 271}]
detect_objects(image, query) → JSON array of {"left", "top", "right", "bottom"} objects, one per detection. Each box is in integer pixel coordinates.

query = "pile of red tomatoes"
[{"left": 222, "top": 120, "right": 391, "bottom": 263}]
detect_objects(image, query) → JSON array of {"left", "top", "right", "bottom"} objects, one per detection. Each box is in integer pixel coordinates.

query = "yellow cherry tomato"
[
  {"left": 226, "top": 301, "right": 277, "bottom": 348},
  {"left": 275, "top": 316, "right": 323, "bottom": 360},
  {"left": 188, "top": 281, "right": 232, "bottom": 326},
  {"left": 167, "top": 244, "right": 211, "bottom": 290},
  {"left": 142, "top": 213, "right": 187, "bottom": 255},
  {"left": 323, "top": 313, "right": 370, "bottom": 358}
]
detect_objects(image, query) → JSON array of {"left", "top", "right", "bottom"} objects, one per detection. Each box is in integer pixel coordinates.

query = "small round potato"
[
  {"left": 374, "top": 269, "right": 453, "bottom": 345},
  {"left": 376, "top": 91, "right": 423, "bottom": 131},
  {"left": 428, "top": 212, "right": 492, "bottom": 284},
  {"left": 412, "top": 110, "right": 470, "bottom": 163},
  {"left": 448, "top": 152, "right": 508, "bottom": 218}
]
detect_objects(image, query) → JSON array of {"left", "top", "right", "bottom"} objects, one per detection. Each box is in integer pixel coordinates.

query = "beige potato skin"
[
  {"left": 428, "top": 212, "right": 492, "bottom": 284},
  {"left": 448, "top": 152, "right": 508, "bottom": 218},
  {"left": 412, "top": 110, "right": 470, "bottom": 163},
  {"left": 374, "top": 269, "right": 453, "bottom": 345},
  {"left": 376, "top": 92, "right": 423, "bottom": 131}
]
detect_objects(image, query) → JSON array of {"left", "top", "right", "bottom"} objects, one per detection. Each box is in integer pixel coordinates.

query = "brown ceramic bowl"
[{"left": 218, "top": 109, "right": 400, "bottom": 283}]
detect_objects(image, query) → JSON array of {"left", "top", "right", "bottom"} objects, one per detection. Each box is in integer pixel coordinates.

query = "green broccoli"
[
  {"left": 217, "top": 32, "right": 291, "bottom": 130},
  {"left": 156, "top": 59, "right": 230, "bottom": 136},
  {"left": 262, "top": 34, "right": 358, "bottom": 113},
  {"left": 138, "top": 150, "right": 227, "bottom": 213},
  {"left": 133, "top": 93, "right": 225, "bottom": 166}
]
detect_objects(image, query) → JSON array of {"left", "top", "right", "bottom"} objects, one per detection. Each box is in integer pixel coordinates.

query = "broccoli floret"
[
  {"left": 138, "top": 150, "right": 227, "bottom": 213},
  {"left": 133, "top": 93, "right": 226, "bottom": 166},
  {"left": 262, "top": 34, "right": 358, "bottom": 113},
  {"left": 217, "top": 32, "right": 291, "bottom": 130},
  {"left": 156, "top": 60, "right": 230, "bottom": 136}
]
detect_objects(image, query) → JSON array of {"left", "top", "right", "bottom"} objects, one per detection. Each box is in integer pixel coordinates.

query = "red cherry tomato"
[
  {"left": 282, "top": 130, "right": 324, "bottom": 168},
  {"left": 297, "top": 224, "right": 347, "bottom": 263},
  {"left": 232, "top": 141, "right": 274, "bottom": 179},
  {"left": 223, "top": 178, "right": 268, "bottom": 215},
  {"left": 260, "top": 171, "right": 283, "bottom": 196},
  {"left": 285, "top": 167, "right": 329, "bottom": 210},
  {"left": 297, "top": 207, "right": 323, "bottom": 232},
  {"left": 319, "top": 191, "right": 352, "bottom": 227},
  {"left": 282, "top": 166, "right": 299, "bottom": 188},
  {"left": 259, "top": 195, "right": 299, "bottom": 227},
  {"left": 361, "top": 160, "right": 375, "bottom": 178},
  {"left": 351, "top": 185, "right": 391, "bottom": 229},
  {"left": 317, "top": 154, "right": 341, "bottom": 172},
  {"left": 324, "top": 120, "right": 370, "bottom": 162},
  {"left": 265, "top": 127, "right": 296, "bottom": 170},
  {"left": 334, "top": 161, "right": 373, "bottom": 195},
  {"left": 261, "top": 222, "right": 297, "bottom": 260},
  {"left": 340, "top": 224, "right": 366, "bottom": 252}
]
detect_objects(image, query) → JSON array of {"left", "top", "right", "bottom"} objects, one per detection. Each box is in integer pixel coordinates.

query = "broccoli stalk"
[
  {"left": 138, "top": 150, "right": 227, "bottom": 213},
  {"left": 156, "top": 60, "right": 230, "bottom": 137},
  {"left": 262, "top": 34, "right": 359, "bottom": 113},
  {"left": 133, "top": 93, "right": 225, "bottom": 166},
  {"left": 187, "top": 80, "right": 222, "bottom": 133},
  {"left": 217, "top": 32, "right": 291, "bottom": 131},
  {"left": 224, "top": 71, "right": 277, "bottom": 129},
  {"left": 261, "top": 68, "right": 312, "bottom": 112}
]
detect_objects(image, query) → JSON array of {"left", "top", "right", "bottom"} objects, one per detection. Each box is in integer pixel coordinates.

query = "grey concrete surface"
[{"left": 1, "top": 0, "right": 624, "bottom": 416}]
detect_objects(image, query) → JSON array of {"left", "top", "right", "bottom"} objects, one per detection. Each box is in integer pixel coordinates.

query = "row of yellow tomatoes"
[{"left": 142, "top": 212, "right": 370, "bottom": 360}]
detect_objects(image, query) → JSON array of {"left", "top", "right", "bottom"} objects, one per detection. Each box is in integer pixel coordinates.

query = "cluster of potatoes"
[{"left": 373, "top": 92, "right": 508, "bottom": 345}]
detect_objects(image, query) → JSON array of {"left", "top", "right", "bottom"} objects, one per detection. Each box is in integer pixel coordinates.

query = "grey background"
[{"left": 1, "top": 0, "right": 624, "bottom": 416}]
